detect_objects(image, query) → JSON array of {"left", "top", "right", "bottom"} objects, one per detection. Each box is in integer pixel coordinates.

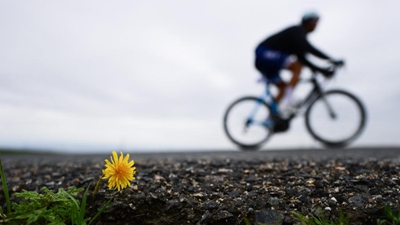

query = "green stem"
[
  {"left": 92, "top": 176, "right": 103, "bottom": 198},
  {"left": 0, "top": 158, "right": 11, "bottom": 214}
]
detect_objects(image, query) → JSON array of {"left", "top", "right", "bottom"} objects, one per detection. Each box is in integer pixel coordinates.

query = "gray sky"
[{"left": 0, "top": 1, "right": 399, "bottom": 153}]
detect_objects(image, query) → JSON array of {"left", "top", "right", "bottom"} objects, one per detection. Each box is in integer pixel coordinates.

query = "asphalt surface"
[
  {"left": 1, "top": 146, "right": 400, "bottom": 162},
  {"left": 1, "top": 146, "right": 399, "bottom": 225}
]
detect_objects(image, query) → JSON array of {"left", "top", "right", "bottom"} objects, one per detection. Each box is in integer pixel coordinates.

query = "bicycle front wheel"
[
  {"left": 305, "top": 90, "right": 366, "bottom": 147},
  {"left": 223, "top": 97, "right": 273, "bottom": 150}
]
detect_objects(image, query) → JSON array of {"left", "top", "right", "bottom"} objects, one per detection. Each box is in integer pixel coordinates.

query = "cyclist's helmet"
[{"left": 302, "top": 11, "right": 319, "bottom": 23}]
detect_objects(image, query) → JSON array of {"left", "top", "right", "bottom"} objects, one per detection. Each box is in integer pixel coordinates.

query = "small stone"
[
  {"left": 247, "top": 199, "right": 256, "bottom": 208},
  {"left": 214, "top": 210, "right": 233, "bottom": 220},
  {"left": 268, "top": 197, "right": 280, "bottom": 206},
  {"left": 313, "top": 189, "right": 329, "bottom": 197},
  {"left": 154, "top": 174, "right": 164, "bottom": 182},
  {"left": 166, "top": 200, "right": 181, "bottom": 210},
  {"left": 349, "top": 195, "right": 366, "bottom": 208},
  {"left": 335, "top": 166, "right": 346, "bottom": 171},
  {"left": 149, "top": 192, "right": 158, "bottom": 199},
  {"left": 196, "top": 210, "right": 211, "bottom": 225},
  {"left": 328, "top": 197, "right": 337, "bottom": 206},
  {"left": 22, "top": 171, "right": 32, "bottom": 178},
  {"left": 246, "top": 183, "right": 253, "bottom": 191},
  {"left": 80, "top": 177, "right": 93, "bottom": 185},
  {"left": 218, "top": 168, "right": 233, "bottom": 173},
  {"left": 298, "top": 194, "right": 308, "bottom": 203},
  {"left": 45, "top": 181, "right": 55, "bottom": 187},
  {"left": 248, "top": 191, "right": 257, "bottom": 197},
  {"left": 200, "top": 200, "right": 218, "bottom": 210},
  {"left": 235, "top": 199, "right": 243, "bottom": 207},
  {"left": 129, "top": 203, "right": 136, "bottom": 210},
  {"left": 192, "top": 193, "right": 205, "bottom": 197}
]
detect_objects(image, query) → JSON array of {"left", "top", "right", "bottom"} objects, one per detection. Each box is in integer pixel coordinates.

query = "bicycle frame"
[
  {"left": 251, "top": 73, "right": 328, "bottom": 124},
  {"left": 245, "top": 89, "right": 276, "bottom": 128},
  {"left": 296, "top": 75, "right": 325, "bottom": 111}
]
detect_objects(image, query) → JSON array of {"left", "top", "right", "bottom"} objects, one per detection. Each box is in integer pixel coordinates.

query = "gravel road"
[{"left": 0, "top": 147, "right": 399, "bottom": 225}]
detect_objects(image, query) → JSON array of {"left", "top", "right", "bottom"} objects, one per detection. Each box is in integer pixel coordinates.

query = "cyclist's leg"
[
  {"left": 280, "top": 59, "right": 302, "bottom": 104},
  {"left": 286, "top": 60, "right": 302, "bottom": 87},
  {"left": 274, "top": 78, "right": 286, "bottom": 103}
]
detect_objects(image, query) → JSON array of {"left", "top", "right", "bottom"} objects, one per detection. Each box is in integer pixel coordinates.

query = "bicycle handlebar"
[{"left": 312, "top": 61, "right": 345, "bottom": 79}]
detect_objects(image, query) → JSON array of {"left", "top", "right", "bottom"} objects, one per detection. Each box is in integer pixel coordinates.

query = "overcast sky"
[{"left": 0, "top": 1, "right": 399, "bottom": 153}]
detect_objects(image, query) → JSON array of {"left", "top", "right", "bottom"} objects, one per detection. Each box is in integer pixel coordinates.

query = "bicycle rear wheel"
[
  {"left": 223, "top": 97, "right": 273, "bottom": 150},
  {"left": 305, "top": 90, "right": 366, "bottom": 147}
]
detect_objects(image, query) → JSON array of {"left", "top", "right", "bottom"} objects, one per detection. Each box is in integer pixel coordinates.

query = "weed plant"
[
  {"left": 0, "top": 158, "right": 111, "bottom": 225},
  {"left": 377, "top": 204, "right": 400, "bottom": 225},
  {"left": 293, "top": 210, "right": 349, "bottom": 225},
  {"left": 243, "top": 206, "right": 400, "bottom": 225}
]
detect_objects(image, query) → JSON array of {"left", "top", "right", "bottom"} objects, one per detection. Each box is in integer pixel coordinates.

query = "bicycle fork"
[{"left": 320, "top": 93, "right": 337, "bottom": 119}]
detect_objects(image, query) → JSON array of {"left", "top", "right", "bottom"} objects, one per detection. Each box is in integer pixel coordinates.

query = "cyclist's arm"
[
  {"left": 296, "top": 53, "right": 323, "bottom": 72},
  {"left": 307, "top": 42, "right": 330, "bottom": 60},
  {"left": 297, "top": 37, "right": 332, "bottom": 72},
  {"left": 291, "top": 27, "right": 331, "bottom": 71}
]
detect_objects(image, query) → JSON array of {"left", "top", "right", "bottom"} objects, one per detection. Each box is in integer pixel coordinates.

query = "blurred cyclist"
[{"left": 255, "top": 11, "right": 343, "bottom": 108}]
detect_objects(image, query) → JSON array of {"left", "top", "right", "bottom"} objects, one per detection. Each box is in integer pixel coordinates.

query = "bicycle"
[{"left": 223, "top": 64, "right": 367, "bottom": 150}]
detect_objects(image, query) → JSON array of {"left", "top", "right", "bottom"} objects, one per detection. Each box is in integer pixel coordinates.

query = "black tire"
[
  {"left": 305, "top": 90, "right": 366, "bottom": 147},
  {"left": 223, "top": 96, "right": 273, "bottom": 150}
]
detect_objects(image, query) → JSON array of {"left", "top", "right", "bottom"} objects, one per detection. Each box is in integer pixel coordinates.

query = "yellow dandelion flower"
[{"left": 102, "top": 151, "right": 136, "bottom": 191}]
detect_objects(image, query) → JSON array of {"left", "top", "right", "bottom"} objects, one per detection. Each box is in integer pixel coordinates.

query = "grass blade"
[
  {"left": 88, "top": 198, "right": 112, "bottom": 225},
  {"left": 0, "top": 158, "right": 11, "bottom": 214},
  {"left": 243, "top": 218, "right": 251, "bottom": 225},
  {"left": 63, "top": 189, "right": 80, "bottom": 209},
  {"left": 79, "top": 183, "right": 91, "bottom": 223}
]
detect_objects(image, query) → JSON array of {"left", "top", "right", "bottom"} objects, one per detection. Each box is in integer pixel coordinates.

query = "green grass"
[
  {"left": 0, "top": 158, "right": 11, "bottom": 214},
  {"left": 0, "top": 157, "right": 111, "bottom": 225},
  {"left": 293, "top": 210, "right": 349, "bottom": 225},
  {"left": 377, "top": 204, "right": 400, "bottom": 225},
  {"left": 243, "top": 206, "right": 400, "bottom": 225}
]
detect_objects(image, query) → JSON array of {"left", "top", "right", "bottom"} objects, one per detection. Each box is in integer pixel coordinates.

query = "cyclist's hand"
[
  {"left": 330, "top": 59, "right": 345, "bottom": 66},
  {"left": 320, "top": 67, "right": 335, "bottom": 78}
]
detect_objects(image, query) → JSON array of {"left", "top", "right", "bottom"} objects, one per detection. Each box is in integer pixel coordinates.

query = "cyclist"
[{"left": 255, "top": 11, "right": 343, "bottom": 108}]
